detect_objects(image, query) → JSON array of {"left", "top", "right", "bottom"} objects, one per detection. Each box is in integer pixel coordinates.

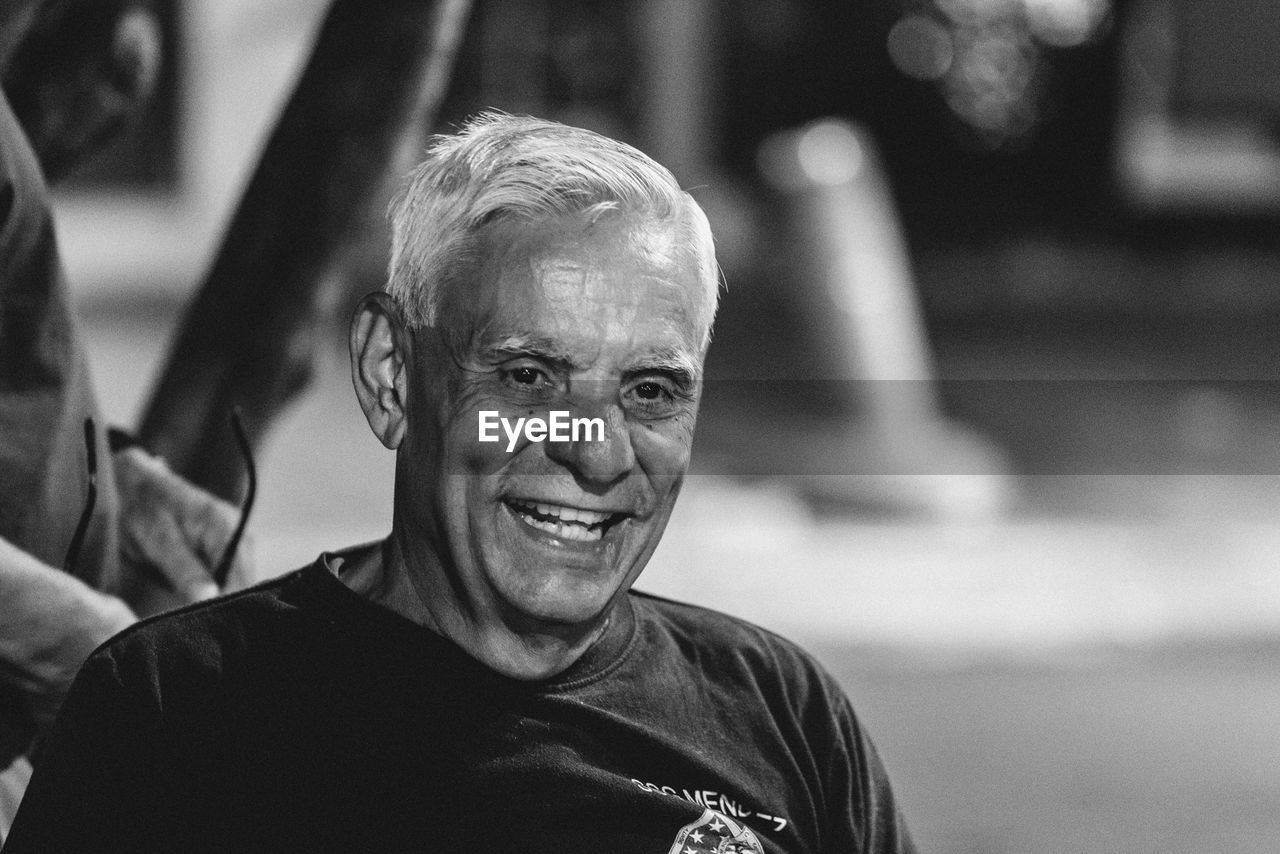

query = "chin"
[{"left": 495, "top": 569, "right": 623, "bottom": 628}]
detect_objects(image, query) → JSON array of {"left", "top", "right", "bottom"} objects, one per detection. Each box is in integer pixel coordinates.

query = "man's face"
[{"left": 397, "top": 211, "right": 706, "bottom": 633}]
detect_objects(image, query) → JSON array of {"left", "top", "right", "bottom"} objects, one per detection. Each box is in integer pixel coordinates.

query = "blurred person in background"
[
  {"left": 4, "top": 114, "right": 916, "bottom": 853},
  {"left": 0, "top": 0, "right": 251, "bottom": 838}
]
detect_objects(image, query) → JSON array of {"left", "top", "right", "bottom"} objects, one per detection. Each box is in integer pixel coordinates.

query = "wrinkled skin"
[
  {"left": 351, "top": 211, "right": 710, "bottom": 679},
  {"left": 113, "top": 447, "right": 254, "bottom": 617}
]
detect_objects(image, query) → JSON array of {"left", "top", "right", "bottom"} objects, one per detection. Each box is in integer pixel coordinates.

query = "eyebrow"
[
  {"left": 628, "top": 348, "right": 701, "bottom": 384},
  {"left": 482, "top": 334, "right": 581, "bottom": 369},
  {"left": 482, "top": 335, "right": 700, "bottom": 382}
]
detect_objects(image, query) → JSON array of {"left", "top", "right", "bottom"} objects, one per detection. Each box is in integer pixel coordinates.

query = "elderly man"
[{"left": 5, "top": 114, "right": 915, "bottom": 853}]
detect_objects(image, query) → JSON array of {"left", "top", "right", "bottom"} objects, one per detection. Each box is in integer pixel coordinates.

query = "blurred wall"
[{"left": 53, "top": 0, "right": 332, "bottom": 296}]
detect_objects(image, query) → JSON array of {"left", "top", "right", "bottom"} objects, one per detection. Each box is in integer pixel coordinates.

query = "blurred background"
[{"left": 45, "top": 0, "right": 1280, "bottom": 850}]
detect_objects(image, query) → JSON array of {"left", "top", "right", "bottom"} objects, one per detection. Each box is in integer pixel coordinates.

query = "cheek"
[
  {"left": 440, "top": 380, "right": 529, "bottom": 475},
  {"left": 630, "top": 415, "right": 696, "bottom": 479},
  {"left": 446, "top": 415, "right": 512, "bottom": 477}
]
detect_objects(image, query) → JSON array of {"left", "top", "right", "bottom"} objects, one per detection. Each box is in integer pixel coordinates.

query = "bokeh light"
[
  {"left": 887, "top": 14, "right": 955, "bottom": 81},
  {"left": 888, "top": 0, "right": 1114, "bottom": 148},
  {"left": 1024, "top": 0, "right": 1110, "bottom": 47}
]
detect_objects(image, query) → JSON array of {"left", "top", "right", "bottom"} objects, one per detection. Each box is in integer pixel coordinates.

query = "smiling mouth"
[{"left": 505, "top": 499, "right": 626, "bottom": 543}]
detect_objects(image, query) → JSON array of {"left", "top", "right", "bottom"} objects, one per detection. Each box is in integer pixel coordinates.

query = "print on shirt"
[
  {"left": 667, "top": 808, "right": 764, "bottom": 854},
  {"left": 631, "top": 778, "right": 789, "bottom": 833}
]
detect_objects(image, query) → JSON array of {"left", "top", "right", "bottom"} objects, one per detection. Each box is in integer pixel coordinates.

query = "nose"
[{"left": 544, "top": 403, "right": 635, "bottom": 487}]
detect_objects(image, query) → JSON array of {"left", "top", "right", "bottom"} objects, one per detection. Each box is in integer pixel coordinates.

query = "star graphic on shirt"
[{"left": 665, "top": 807, "right": 767, "bottom": 854}]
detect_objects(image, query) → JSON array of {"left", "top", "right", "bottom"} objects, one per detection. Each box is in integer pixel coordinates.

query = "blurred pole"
[
  {"left": 758, "top": 119, "right": 1010, "bottom": 516},
  {"left": 633, "top": 0, "right": 717, "bottom": 186},
  {"left": 138, "top": 0, "right": 474, "bottom": 502},
  {"left": 758, "top": 119, "right": 939, "bottom": 444},
  {"left": 630, "top": 0, "right": 759, "bottom": 311}
]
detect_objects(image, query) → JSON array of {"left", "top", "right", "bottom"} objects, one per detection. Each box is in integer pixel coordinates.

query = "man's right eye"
[{"left": 499, "top": 363, "right": 558, "bottom": 397}]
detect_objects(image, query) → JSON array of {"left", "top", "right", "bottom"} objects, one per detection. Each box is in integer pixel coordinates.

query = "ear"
[{"left": 350, "top": 292, "right": 411, "bottom": 449}]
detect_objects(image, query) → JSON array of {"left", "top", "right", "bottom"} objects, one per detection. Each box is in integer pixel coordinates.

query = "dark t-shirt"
[{"left": 5, "top": 547, "right": 915, "bottom": 854}]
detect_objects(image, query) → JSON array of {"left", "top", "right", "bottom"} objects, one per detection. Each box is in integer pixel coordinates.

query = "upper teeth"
[{"left": 517, "top": 502, "right": 611, "bottom": 526}]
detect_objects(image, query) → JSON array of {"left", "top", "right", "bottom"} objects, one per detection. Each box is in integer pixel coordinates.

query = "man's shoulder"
[
  {"left": 629, "top": 590, "right": 841, "bottom": 696},
  {"left": 89, "top": 563, "right": 316, "bottom": 683},
  {"left": 632, "top": 589, "right": 811, "bottom": 652}
]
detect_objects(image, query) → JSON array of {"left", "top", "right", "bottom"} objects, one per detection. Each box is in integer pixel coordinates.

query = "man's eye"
[
  {"left": 624, "top": 378, "right": 682, "bottom": 415},
  {"left": 633, "top": 382, "right": 668, "bottom": 401},
  {"left": 509, "top": 366, "right": 545, "bottom": 386},
  {"left": 500, "top": 364, "right": 560, "bottom": 398}
]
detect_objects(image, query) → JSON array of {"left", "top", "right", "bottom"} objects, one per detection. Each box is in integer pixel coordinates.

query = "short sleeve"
[
  {"left": 2, "top": 648, "right": 153, "bottom": 852},
  {"left": 820, "top": 689, "right": 917, "bottom": 854}
]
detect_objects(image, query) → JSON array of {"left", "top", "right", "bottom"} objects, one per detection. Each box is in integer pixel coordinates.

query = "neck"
[{"left": 365, "top": 529, "right": 613, "bottom": 681}]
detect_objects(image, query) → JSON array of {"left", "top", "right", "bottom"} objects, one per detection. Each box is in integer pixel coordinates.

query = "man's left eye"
[
  {"left": 633, "top": 381, "right": 667, "bottom": 400},
  {"left": 624, "top": 377, "right": 683, "bottom": 415},
  {"left": 509, "top": 367, "right": 545, "bottom": 385}
]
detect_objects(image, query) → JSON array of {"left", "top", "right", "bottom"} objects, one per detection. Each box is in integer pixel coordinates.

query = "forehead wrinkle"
[
  {"left": 530, "top": 253, "right": 588, "bottom": 282},
  {"left": 523, "top": 216, "right": 679, "bottom": 290},
  {"left": 465, "top": 213, "right": 706, "bottom": 375}
]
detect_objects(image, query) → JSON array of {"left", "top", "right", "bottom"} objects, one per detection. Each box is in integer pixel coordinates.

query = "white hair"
[{"left": 386, "top": 112, "right": 719, "bottom": 345}]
